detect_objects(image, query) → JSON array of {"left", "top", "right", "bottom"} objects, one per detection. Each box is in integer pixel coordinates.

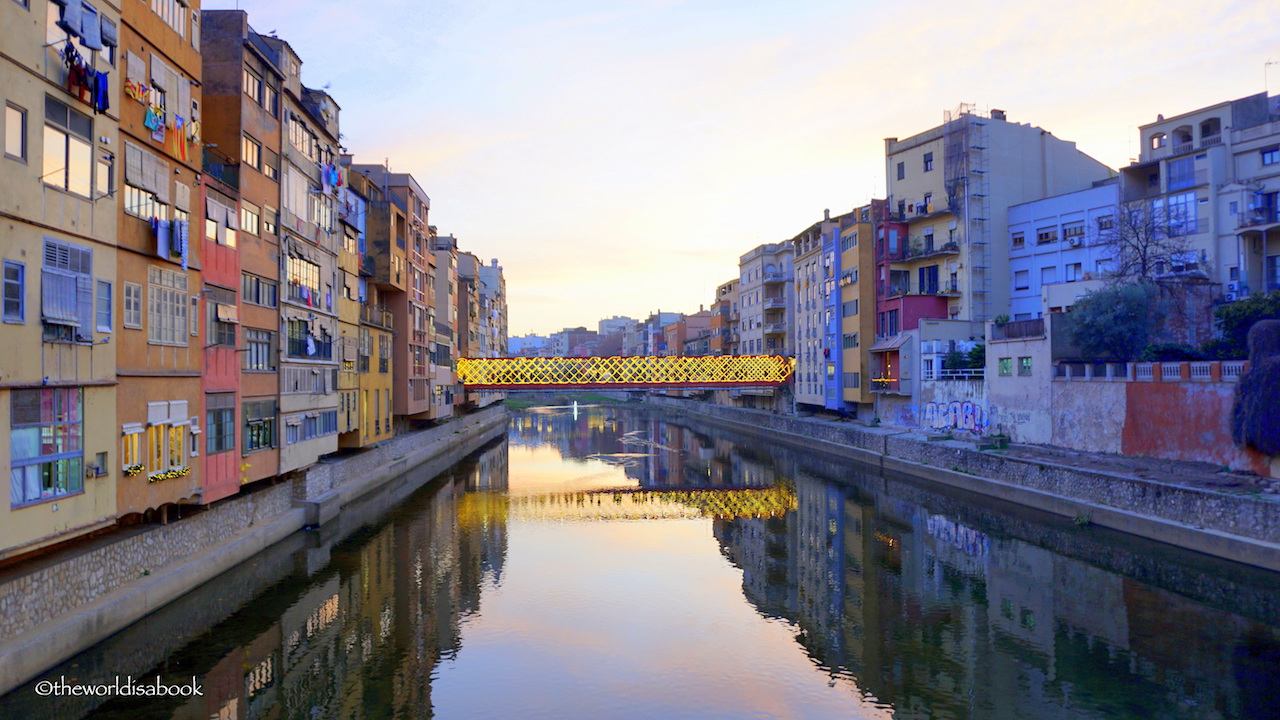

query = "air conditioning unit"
[
  {"left": 1068, "top": 237, "right": 1081, "bottom": 247},
  {"left": 1225, "top": 291, "right": 1238, "bottom": 302},
  {"left": 1227, "top": 281, "right": 1240, "bottom": 292}
]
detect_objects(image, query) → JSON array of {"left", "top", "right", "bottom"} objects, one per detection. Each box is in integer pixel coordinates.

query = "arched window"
[{"left": 1150, "top": 132, "right": 1167, "bottom": 150}]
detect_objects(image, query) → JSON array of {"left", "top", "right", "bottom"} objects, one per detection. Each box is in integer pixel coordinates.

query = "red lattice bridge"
[{"left": 456, "top": 355, "right": 794, "bottom": 390}]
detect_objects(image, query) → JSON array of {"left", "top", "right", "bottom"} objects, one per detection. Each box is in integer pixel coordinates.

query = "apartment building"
[
  {"left": 871, "top": 106, "right": 1112, "bottom": 422},
  {"left": 839, "top": 203, "right": 877, "bottom": 418},
  {"left": 115, "top": 0, "right": 206, "bottom": 521},
  {"left": 431, "top": 233, "right": 458, "bottom": 417},
  {"left": 738, "top": 242, "right": 794, "bottom": 357},
  {"left": 1122, "top": 92, "right": 1280, "bottom": 298},
  {"left": 255, "top": 35, "right": 342, "bottom": 474},
  {"left": 338, "top": 165, "right": 393, "bottom": 448},
  {"left": 709, "top": 280, "right": 738, "bottom": 356},
  {"left": 198, "top": 11, "right": 285, "bottom": 494},
  {"left": 1006, "top": 180, "right": 1118, "bottom": 319},
  {"left": 792, "top": 212, "right": 838, "bottom": 411},
  {"left": 1, "top": 0, "right": 123, "bottom": 558}
]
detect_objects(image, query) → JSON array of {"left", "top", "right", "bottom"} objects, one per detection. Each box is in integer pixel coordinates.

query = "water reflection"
[{"left": 7, "top": 404, "right": 1279, "bottom": 719}]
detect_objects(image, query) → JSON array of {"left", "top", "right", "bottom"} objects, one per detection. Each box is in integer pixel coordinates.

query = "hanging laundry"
[
  {"left": 177, "top": 221, "right": 189, "bottom": 271},
  {"left": 123, "top": 79, "right": 149, "bottom": 104},
  {"left": 306, "top": 336, "right": 317, "bottom": 356},
  {"left": 155, "top": 219, "right": 172, "bottom": 259},
  {"left": 93, "top": 71, "right": 109, "bottom": 114}
]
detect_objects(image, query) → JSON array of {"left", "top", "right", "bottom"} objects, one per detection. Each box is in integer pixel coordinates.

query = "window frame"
[
  {"left": 5, "top": 102, "right": 27, "bottom": 162},
  {"left": 1018, "top": 357, "right": 1032, "bottom": 376},
  {"left": 95, "top": 279, "right": 111, "bottom": 332},
  {"left": 42, "top": 97, "right": 93, "bottom": 198},
  {"left": 10, "top": 387, "right": 84, "bottom": 507},
  {"left": 3, "top": 260, "right": 24, "bottom": 323}
]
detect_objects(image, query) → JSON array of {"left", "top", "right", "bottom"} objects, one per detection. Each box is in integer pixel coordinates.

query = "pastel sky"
[{"left": 207, "top": 0, "right": 1280, "bottom": 336}]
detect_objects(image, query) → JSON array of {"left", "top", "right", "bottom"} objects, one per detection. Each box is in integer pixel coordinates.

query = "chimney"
[{"left": 824, "top": 208, "right": 830, "bottom": 221}]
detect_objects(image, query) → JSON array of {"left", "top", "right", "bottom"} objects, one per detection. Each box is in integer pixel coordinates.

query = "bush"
[
  {"left": 1066, "top": 282, "right": 1166, "bottom": 361},
  {"left": 1208, "top": 291, "right": 1280, "bottom": 361}
]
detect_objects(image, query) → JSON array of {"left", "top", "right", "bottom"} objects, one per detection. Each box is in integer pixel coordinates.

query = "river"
[{"left": 3, "top": 403, "right": 1279, "bottom": 719}]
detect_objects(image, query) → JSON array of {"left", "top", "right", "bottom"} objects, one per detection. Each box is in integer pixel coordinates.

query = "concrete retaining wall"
[
  {"left": 646, "top": 396, "right": 1280, "bottom": 572},
  {"left": 0, "top": 405, "right": 510, "bottom": 697}
]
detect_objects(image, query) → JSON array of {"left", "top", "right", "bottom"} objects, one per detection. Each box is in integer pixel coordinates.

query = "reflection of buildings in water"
[{"left": 459, "top": 440, "right": 512, "bottom": 609}]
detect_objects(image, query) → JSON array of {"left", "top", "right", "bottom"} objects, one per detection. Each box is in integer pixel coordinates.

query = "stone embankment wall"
[
  {"left": 645, "top": 396, "right": 1280, "bottom": 572},
  {"left": 0, "top": 404, "right": 509, "bottom": 697}
]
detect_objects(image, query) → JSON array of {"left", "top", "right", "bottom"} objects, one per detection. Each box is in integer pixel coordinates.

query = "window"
[
  {"left": 152, "top": 0, "right": 186, "bottom": 37},
  {"left": 264, "top": 84, "right": 279, "bottom": 117},
  {"left": 244, "top": 399, "right": 276, "bottom": 451},
  {"left": 1065, "top": 262, "right": 1083, "bottom": 282},
  {"left": 842, "top": 333, "right": 858, "bottom": 349},
  {"left": 95, "top": 280, "right": 111, "bottom": 332},
  {"left": 147, "top": 265, "right": 188, "bottom": 346},
  {"left": 242, "top": 134, "right": 261, "bottom": 171},
  {"left": 1167, "top": 156, "right": 1195, "bottom": 191},
  {"left": 1014, "top": 270, "right": 1030, "bottom": 290},
  {"left": 1018, "top": 357, "right": 1032, "bottom": 375},
  {"left": 287, "top": 319, "right": 332, "bottom": 359},
  {"left": 168, "top": 423, "right": 186, "bottom": 467},
  {"left": 896, "top": 161, "right": 905, "bottom": 180},
  {"left": 42, "top": 239, "right": 92, "bottom": 341},
  {"left": 123, "top": 282, "right": 142, "bottom": 328},
  {"left": 3, "top": 261, "right": 24, "bottom": 323},
  {"left": 241, "top": 202, "right": 260, "bottom": 236},
  {"left": 1041, "top": 266, "right": 1057, "bottom": 286},
  {"left": 1262, "top": 147, "right": 1279, "bottom": 166},
  {"left": 262, "top": 205, "right": 278, "bottom": 235},
  {"left": 206, "top": 287, "right": 236, "bottom": 346},
  {"left": 124, "top": 184, "right": 163, "bottom": 219},
  {"left": 841, "top": 299, "right": 858, "bottom": 317},
  {"left": 923, "top": 152, "right": 933, "bottom": 172},
  {"left": 1165, "top": 191, "right": 1198, "bottom": 235},
  {"left": 1150, "top": 132, "right": 1166, "bottom": 150},
  {"left": 242, "top": 273, "right": 277, "bottom": 307},
  {"left": 1097, "top": 215, "right": 1114, "bottom": 231},
  {"left": 244, "top": 328, "right": 275, "bottom": 371},
  {"left": 206, "top": 393, "right": 235, "bottom": 454},
  {"left": 286, "top": 254, "right": 321, "bottom": 305},
  {"left": 243, "top": 68, "right": 263, "bottom": 105},
  {"left": 263, "top": 149, "right": 279, "bottom": 181},
  {"left": 95, "top": 151, "right": 113, "bottom": 198},
  {"left": 1011, "top": 232, "right": 1025, "bottom": 250},
  {"left": 285, "top": 410, "right": 339, "bottom": 445},
  {"left": 998, "top": 358, "right": 1012, "bottom": 376},
  {"left": 1063, "top": 222, "right": 1085, "bottom": 244},
  {"left": 122, "top": 430, "right": 141, "bottom": 470},
  {"left": 1036, "top": 227, "right": 1057, "bottom": 245},
  {"left": 11, "top": 388, "right": 83, "bottom": 506},
  {"left": 5, "top": 103, "right": 27, "bottom": 161},
  {"left": 43, "top": 97, "right": 92, "bottom": 197}
]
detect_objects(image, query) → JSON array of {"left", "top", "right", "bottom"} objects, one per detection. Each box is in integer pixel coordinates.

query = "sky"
[{"left": 207, "top": 0, "right": 1280, "bottom": 336}]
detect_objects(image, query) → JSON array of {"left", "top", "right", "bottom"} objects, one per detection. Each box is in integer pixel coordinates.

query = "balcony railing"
[
  {"left": 762, "top": 297, "right": 787, "bottom": 310},
  {"left": 991, "top": 318, "right": 1045, "bottom": 341},
  {"left": 288, "top": 336, "right": 333, "bottom": 360},
  {"left": 762, "top": 323, "right": 787, "bottom": 335},
  {"left": 1239, "top": 206, "right": 1278, "bottom": 229},
  {"left": 761, "top": 271, "right": 790, "bottom": 284},
  {"left": 202, "top": 147, "right": 240, "bottom": 191},
  {"left": 360, "top": 304, "right": 394, "bottom": 329},
  {"left": 903, "top": 240, "right": 960, "bottom": 261}
]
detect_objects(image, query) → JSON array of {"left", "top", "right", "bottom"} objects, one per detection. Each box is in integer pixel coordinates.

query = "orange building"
[{"left": 114, "top": 0, "right": 206, "bottom": 522}]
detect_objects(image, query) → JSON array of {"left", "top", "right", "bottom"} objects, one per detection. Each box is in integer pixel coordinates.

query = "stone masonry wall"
[
  {"left": 0, "top": 482, "right": 292, "bottom": 640},
  {"left": 647, "top": 396, "right": 1280, "bottom": 547},
  {"left": 0, "top": 403, "right": 510, "bottom": 642}
]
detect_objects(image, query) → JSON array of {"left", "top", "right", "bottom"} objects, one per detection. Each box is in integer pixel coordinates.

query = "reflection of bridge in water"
[
  {"left": 456, "top": 355, "right": 794, "bottom": 390},
  {"left": 459, "top": 485, "right": 797, "bottom": 523}
]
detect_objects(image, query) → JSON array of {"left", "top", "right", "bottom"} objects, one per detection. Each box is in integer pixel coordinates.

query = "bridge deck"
[{"left": 456, "top": 355, "right": 794, "bottom": 390}]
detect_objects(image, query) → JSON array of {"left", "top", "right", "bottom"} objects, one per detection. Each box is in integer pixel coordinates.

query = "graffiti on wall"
[{"left": 923, "top": 400, "right": 988, "bottom": 435}]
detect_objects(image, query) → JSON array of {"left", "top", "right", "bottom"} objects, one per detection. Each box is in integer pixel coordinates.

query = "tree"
[
  {"left": 1096, "top": 199, "right": 1196, "bottom": 281},
  {"left": 1065, "top": 282, "right": 1167, "bottom": 361},
  {"left": 1202, "top": 290, "right": 1280, "bottom": 360}
]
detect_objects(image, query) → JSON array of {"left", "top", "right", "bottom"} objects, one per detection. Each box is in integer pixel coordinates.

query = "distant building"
[
  {"left": 738, "top": 243, "right": 794, "bottom": 357},
  {"left": 793, "top": 212, "right": 839, "bottom": 411},
  {"left": 709, "top": 279, "right": 739, "bottom": 356}
]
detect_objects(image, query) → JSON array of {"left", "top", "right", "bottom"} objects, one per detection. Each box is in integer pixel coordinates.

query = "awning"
[
  {"left": 869, "top": 334, "right": 910, "bottom": 353},
  {"left": 216, "top": 304, "right": 239, "bottom": 323}
]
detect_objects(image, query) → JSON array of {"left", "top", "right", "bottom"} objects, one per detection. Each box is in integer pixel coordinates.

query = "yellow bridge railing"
[{"left": 456, "top": 355, "right": 794, "bottom": 389}]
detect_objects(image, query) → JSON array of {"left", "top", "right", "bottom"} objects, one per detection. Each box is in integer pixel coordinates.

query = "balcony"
[
  {"left": 991, "top": 318, "right": 1045, "bottom": 341},
  {"left": 761, "top": 270, "right": 790, "bottom": 285},
  {"left": 1239, "top": 205, "right": 1278, "bottom": 230},
  {"left": 762, "top": 323, "right": 787, "bottom": 335},
  {"left": 870, "top": 377, "right": 912, "bottom": 395},
  {"left": 762, "top": 297, "right": 787, "bottom": 310},
  {"left": 360, "top": 304, "right": 394, "bottom": 330},
  {"left": 202, "top": 148, "right": 240, "bottom": 191},
  {"left": 902, "top": 241, "right": 960, "bottom": 262}
]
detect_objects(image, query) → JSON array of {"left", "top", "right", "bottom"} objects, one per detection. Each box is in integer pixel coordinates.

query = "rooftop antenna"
[{"left": 1267, "top": 59, "right": 1279, "bottom": 96}]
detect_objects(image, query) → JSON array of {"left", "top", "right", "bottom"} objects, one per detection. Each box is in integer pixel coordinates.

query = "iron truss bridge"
[{"left": 455, "top": 355, "right": 794, "bottom": 390}]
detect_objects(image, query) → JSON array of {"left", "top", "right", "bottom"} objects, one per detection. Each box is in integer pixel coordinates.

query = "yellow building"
[
  {"left": 840, "top": 204, "right": 877, "bottom": 417},
  {"left": 1, "top": 0, "right": 122, "bottom": 559}
]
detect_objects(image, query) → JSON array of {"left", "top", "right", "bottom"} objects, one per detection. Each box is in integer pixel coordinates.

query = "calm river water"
[{"left": 5, "top": 404, "right": 1280, "bottom": 719}]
